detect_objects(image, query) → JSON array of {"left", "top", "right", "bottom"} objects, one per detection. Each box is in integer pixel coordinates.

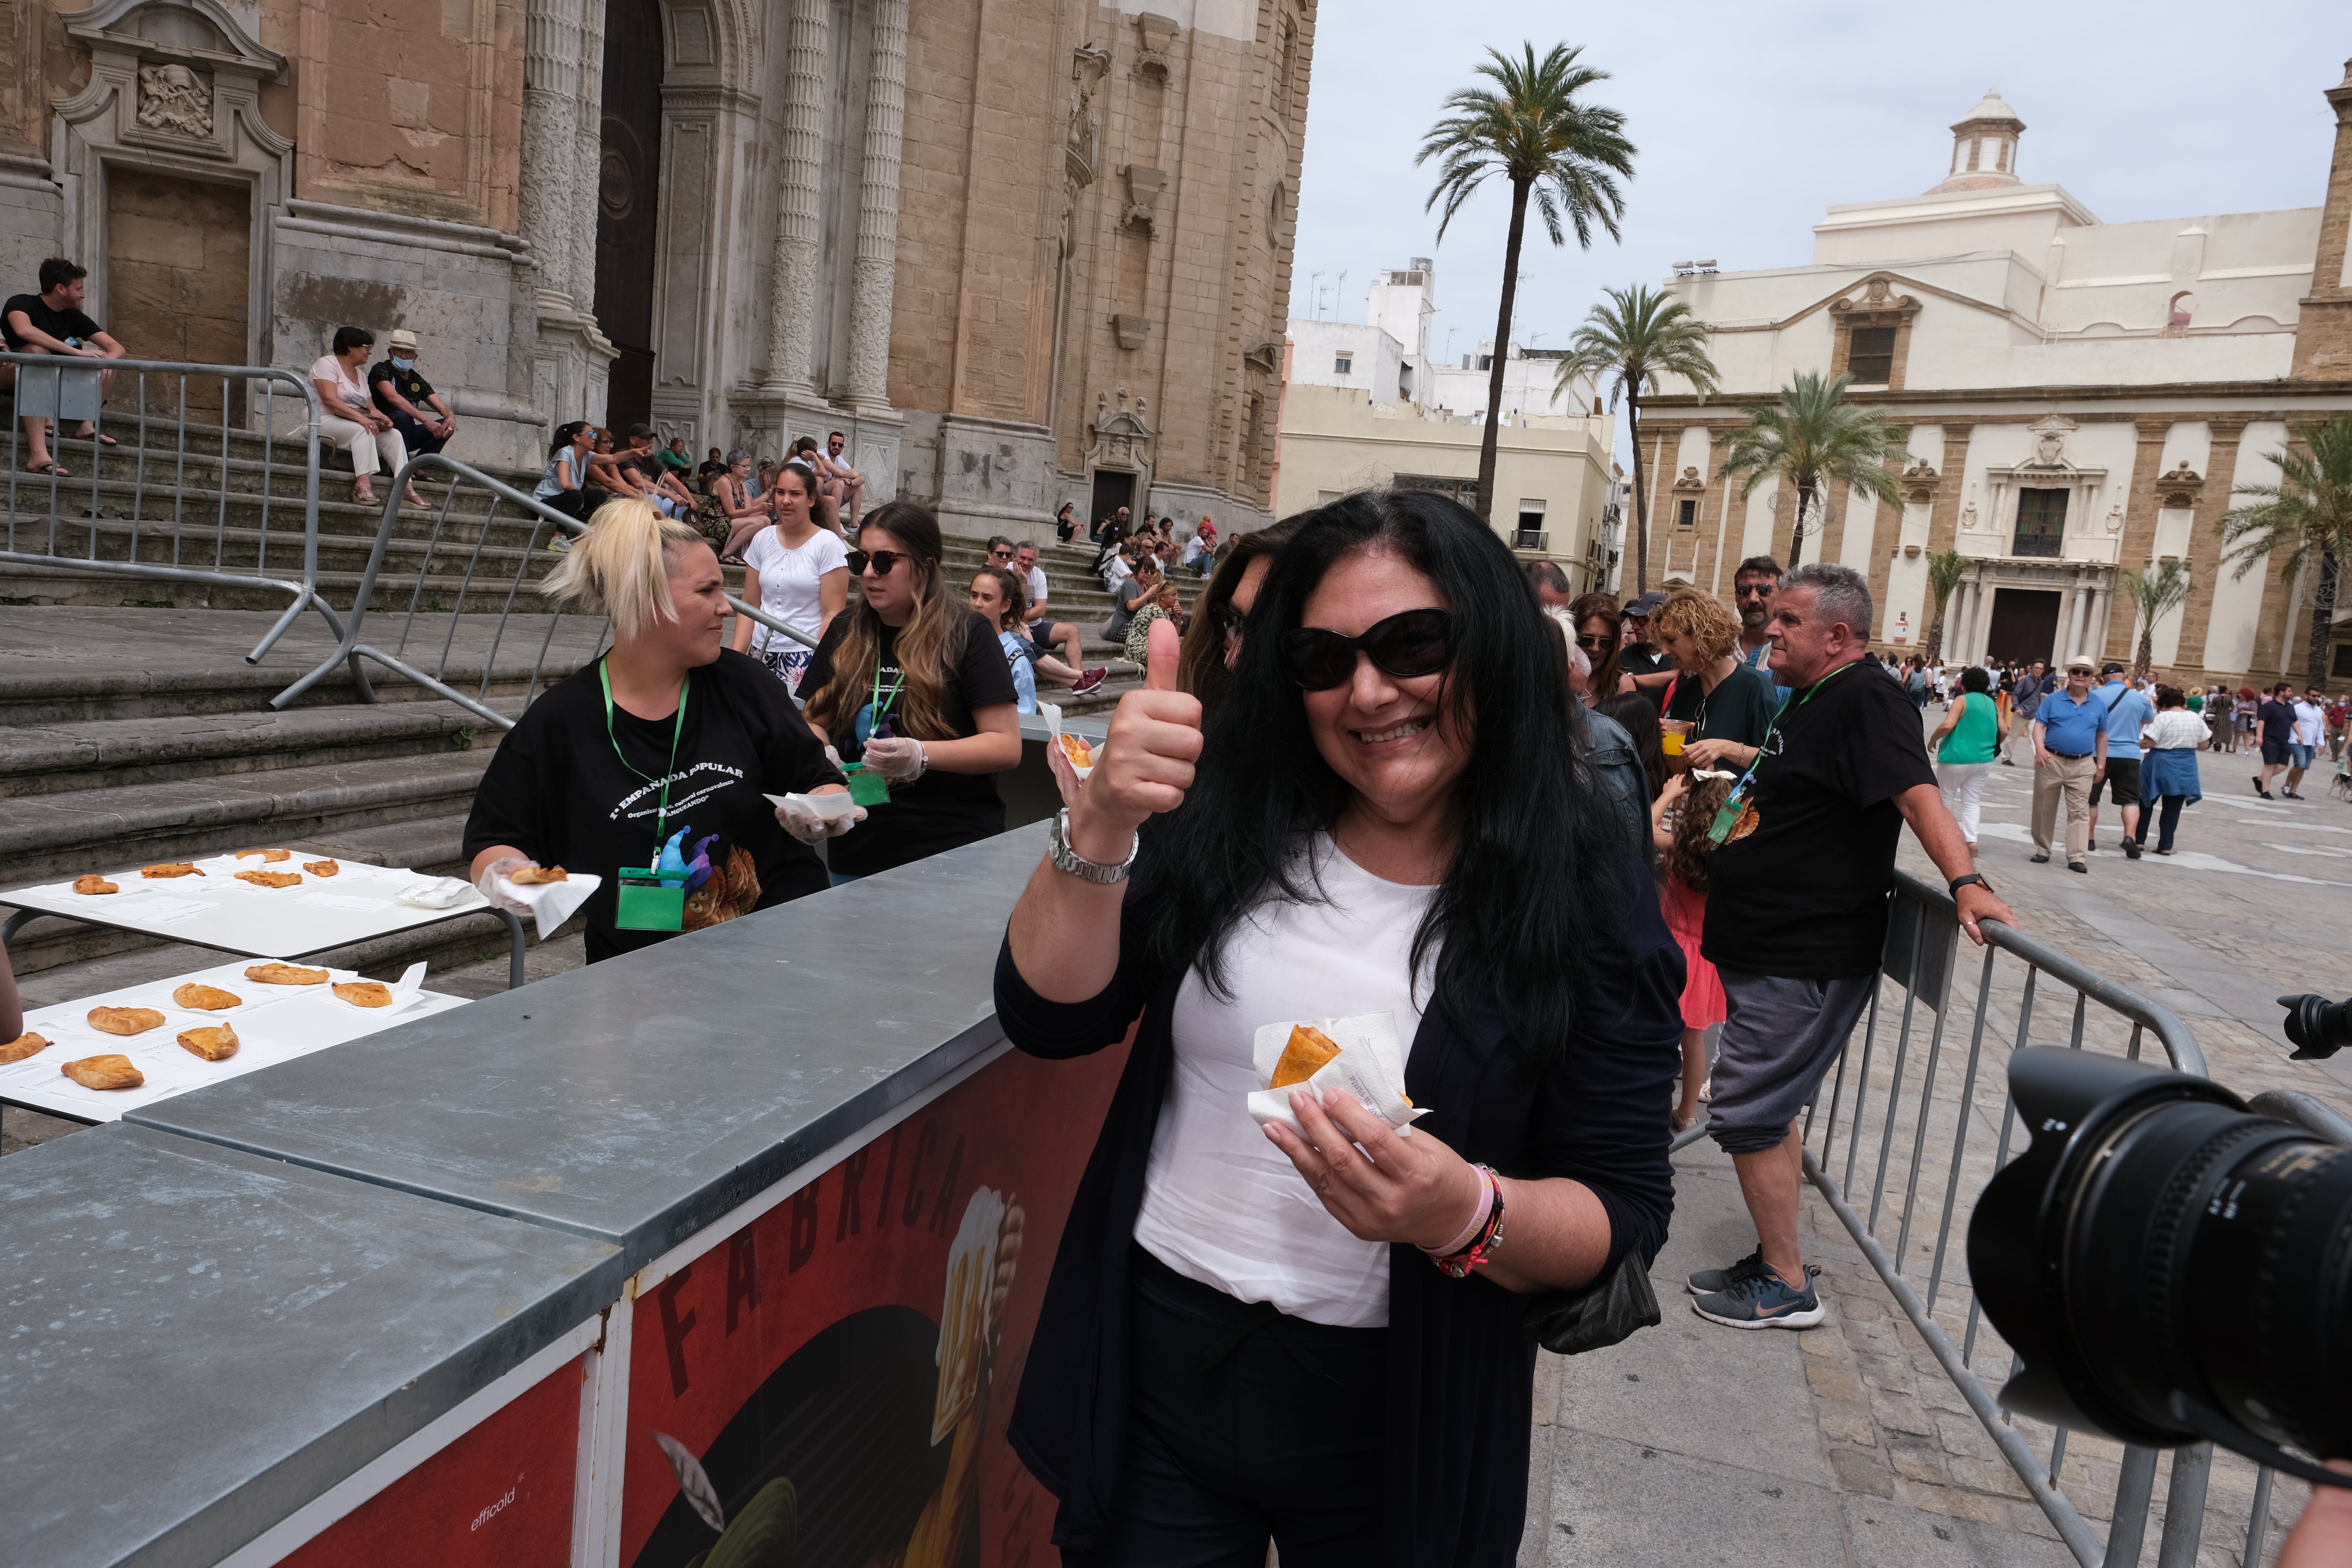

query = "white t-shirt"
[
  {"left": 2294, "top": 700, "right": 2326, "bottom": 747},
  {"left": 308, "top": 354, "right": 371, "bottom": 421},
  {"left": 1133, "top": 837, "right": 1439, "bottom": 1329},
  {"left": 741, "top": 525, "right": 849, "bottom": 651},
  {"left": 2143, "top": 710, "right": 2208, "bottom": 750},
  {"left": 1024, "top": 564, "right": 1050, "bottom": 614}
]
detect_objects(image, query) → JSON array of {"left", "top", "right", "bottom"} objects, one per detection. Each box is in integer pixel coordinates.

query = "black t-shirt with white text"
[
  {"left": 2, "top": 294, "right": 102, "bottom": 351},
  {"left": 462, "top": 650, "right": 844, "bottom": 962},
  {"left": 1701, "top": 657, "right": 1937, "bottom": 978},
  {"left": 800, "top": 609, "right": 1018, "bottom": 876}
]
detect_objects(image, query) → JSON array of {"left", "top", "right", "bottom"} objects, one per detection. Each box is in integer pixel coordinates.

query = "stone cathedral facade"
[{"left": 1, "top": 0, "right": 1314, "bottom": 534}]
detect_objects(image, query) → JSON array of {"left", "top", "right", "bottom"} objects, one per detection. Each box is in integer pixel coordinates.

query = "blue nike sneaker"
[{"left": 1692, "top": 1265, "right": 1825, "bottom": 1329}]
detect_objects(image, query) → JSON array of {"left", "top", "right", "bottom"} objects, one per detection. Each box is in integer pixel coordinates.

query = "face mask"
[{"left": 390, "top": 356, "right": 415, "bottom": 372}]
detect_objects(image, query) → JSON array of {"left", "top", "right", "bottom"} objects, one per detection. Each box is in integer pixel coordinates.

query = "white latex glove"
[
  {"left": 776, "top": 794, "right": 867, "bottom": 844},
  {"left": 475, "top": 854, "right": 536, "bottom": 915},
  {"left": 824, "top": 744, "right": 847, "bottom": 775},
  {"left": 861, "top": 735, "right": 927, "bottom": 782}
]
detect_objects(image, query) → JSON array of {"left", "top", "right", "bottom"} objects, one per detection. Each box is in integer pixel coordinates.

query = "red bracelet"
[{"left": 1432, "top": 1166, "right": 1507, "bottom": 1277}]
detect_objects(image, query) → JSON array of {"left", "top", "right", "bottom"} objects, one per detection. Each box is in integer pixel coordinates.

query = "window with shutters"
[
  {"left": 1846, "top": 326, "right": 1896, "bottom": 385},
  {"left": 2014, "top": 488, "right": 2067, "bottom": 558}
]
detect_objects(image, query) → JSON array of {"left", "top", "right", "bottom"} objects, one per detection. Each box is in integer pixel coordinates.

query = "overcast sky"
[{"left": 1289, "top": 0, "right": 2346, "bottom": 377}]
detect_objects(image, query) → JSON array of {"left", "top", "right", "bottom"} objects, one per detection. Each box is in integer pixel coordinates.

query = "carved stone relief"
[
  {"left": 1110, "top": 313, "right": 1149, "bottom": 350},
  {"left": 1066, "top": 44, "right": 1110, "bottom": 189},
  {"left": 2155, "top": 461, "right": 2204, "bottom": 509},
  {"left": 1671, "top": 465, "right": 1704, "bottom": 492},
  {"left": 135, "top": 62, "right": 211, "bottom": 138},
  {"left": 1133, "top": 12, "right": 1177, "bottom": 84},
  {"left": 1901, "top": 458, "right": 1939, "bottom": 504},
  {"left": 1121, "top": 164, "right": 1166, "bottom": 234}
]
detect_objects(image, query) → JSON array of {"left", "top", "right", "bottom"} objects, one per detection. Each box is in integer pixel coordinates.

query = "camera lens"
[
  {"left": 2279, "top": 992, "right": 2352, "bottom": 1060},
  {"left": 1970, "top": 1048, "right": 2352, "bottom": 1465}
]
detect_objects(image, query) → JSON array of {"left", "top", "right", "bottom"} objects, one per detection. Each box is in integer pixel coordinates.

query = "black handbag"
[{"left": 1524, "top": 1246, "right": 1660, "bottom": 1355}]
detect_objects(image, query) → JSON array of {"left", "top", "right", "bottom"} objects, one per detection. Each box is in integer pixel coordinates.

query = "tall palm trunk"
[
  {"left": 1787, "top": 476, "right": 1816, "bottom": 569},
  {"left": 2309, "top": 547, "right": 2340, "bottom": 690},
  {"left": 1476, "top": 178, "right": 1531, "bottom": 523},
  {"left": 1626, "top": 387, "right": 1648, "bottom": 595}
]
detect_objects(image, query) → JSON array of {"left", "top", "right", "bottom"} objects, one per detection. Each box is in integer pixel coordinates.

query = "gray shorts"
[{"left": 1707, "top": 968, "right": 1876, "bottom": 1155}]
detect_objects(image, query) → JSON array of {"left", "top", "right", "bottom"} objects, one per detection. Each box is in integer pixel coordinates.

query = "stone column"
[
  {"left": 762, "top": 0, "right": 828, "bottom": 395},
  {"left": 519, "top": 0, "right": 582, "bottom": 309},
  {"left": 842, "top": 0, "right": 908, "bottom": 413},
  {"left": 570, "top": 0, "right": 608, "bottom": 315}
]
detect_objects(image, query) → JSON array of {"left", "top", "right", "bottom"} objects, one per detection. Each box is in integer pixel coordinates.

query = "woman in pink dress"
[{"left": 1650, "top": 769, "right": 1733, "bottom": 1131}]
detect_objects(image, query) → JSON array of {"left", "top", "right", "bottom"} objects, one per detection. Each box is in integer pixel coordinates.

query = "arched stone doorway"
[{"left": 595, "top": 0, "right": 664, "bottom": 431}]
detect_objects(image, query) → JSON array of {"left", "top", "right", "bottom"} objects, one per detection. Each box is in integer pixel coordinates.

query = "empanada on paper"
[
  {"left": 173, "top": 983, "right": 242, "bottom": 1011},
  {"left": 88, "top": 1006, "right": 165, "bottom": 1037},
  {"left": 332, "top": 980, "right": 393, "bottom": 1008},
  {"left": 140, "top": 862, "right": 202, "bottom": 878},
  {"left": 245, "top": 963, "right": 328, "bottom": 985},
  {"left": 178, "top": 1024, "right": 239, "bottom": 1061},
  {"left": 235, "top": 869, "right": 303, "bottom": 889},
  {"left": 1269, "top": 1024, "right": 1342, "bottom": 1089},
  {"left": 303, "top": 859, "right": 339, "bottom": 877},
  {"left": 509, "top": 865, "right": 569, "bottom": 885},
  {"left": 0, "top": 1032, "right": 49, "bottom": 1063},
  {"left": 63, "top": 1054, "right": 143, "bottom": 1090},
  {"left": 236, "top": 848, "right": 292, "bottom": 863},
  {"left": 73, "top": 874, "right": 118, "bottom": 895}
]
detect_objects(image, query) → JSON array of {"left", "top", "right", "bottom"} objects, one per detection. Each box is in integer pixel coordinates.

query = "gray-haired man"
[{"left": 1683, "top": 564, "right": 2017, "bottom": 1329}]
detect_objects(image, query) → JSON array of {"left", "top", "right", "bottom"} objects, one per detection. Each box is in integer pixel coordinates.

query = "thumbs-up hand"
[{"left": 1067, "top": 614, "right": 1202, "bottom": 863}]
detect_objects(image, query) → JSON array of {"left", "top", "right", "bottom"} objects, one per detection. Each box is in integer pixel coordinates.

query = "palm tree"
[
  {"left": 1712, "top": 371, "right": 1903, "bottom": 570},
  {"left": 1923, "top": 550, "right": 1967, "bottom": 661},
  {"left": 1418, "top": 43, "right": 1634, "bottom": 522},
  {"left": 1553, "top": 283, "right": 1717, "bottom": 595},
  {"left": 2217, "top": 416, "right": 2352, "bottom": 690},
  {"left": 2121, "top": 560, "right": 2194, "bottom": 683}
]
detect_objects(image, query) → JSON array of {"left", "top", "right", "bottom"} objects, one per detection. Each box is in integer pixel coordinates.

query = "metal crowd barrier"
[
  {"left": 1713, "top": 870, "right": 2280, "bottom": 1567},
  {"left": 270, "top": 453, "right": 813, "bottom": 727},
  {"left": 1, "top": 349, "right": 342, "bottom": 667}
]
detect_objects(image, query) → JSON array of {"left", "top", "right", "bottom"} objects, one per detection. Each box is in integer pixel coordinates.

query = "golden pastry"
[
  {"left": 303, "top": 859, "right": 339, "bottom": 877},
  {"left": 140, "top": 862, "right": 203, "bottom": 878},
  {"left": 88, "top": 1005, "right": 166, "bottom": 1037},
  {"left": 0, "top": 1031, "right": 49, "bottom": 1064},
  {"left": 332, "top": 980, "right": 394, "bottom": 1008},
  {"left": 63, "top": 1054, "right": 144, "bottom": 1090},
  {"left": 509, "top": 865, "right": 569, "bottom": 885},
  {"left": 1055, "top": 732, "right": 1095, "bottom": 769},
  {"left": 1269, "top": 1023, "right": 1342, "bottom": 1089},
  {"left": 173, "top": 982, "right": 242, "bottom": 1011},
  {"left": 235, "top": 869, "right": 303, "bottom": 889},
  {"left": 245, "top": 962, "right": 329, "bottom": 986},
  {"left": 236, "top": 848, "right": 292, "bottom": 863},
  {"left": 73, "top": 874, "right": 118, "bottom": 895},
  {"left": 177, "top": 1023, "right": 240, "bottom": 1061}
]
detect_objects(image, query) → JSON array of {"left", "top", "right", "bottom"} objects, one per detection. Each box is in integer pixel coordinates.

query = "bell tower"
[
  {"left": 2291, "top": 59, "right": 2352, "bottom": 381},
  {"left": 1928, "top": 90, "right": 2024, "bottom": 194}
]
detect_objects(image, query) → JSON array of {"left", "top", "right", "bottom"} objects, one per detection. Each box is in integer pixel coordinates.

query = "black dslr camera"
[{"left": 1967, "top": 1020, "right": 2352, "bottom": 1490}]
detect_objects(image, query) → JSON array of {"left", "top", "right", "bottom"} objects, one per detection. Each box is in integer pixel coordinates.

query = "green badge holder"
[
  {"left": 845, "top": 763, "right": 891, "bottom": 807},
  {"left": 614, "top": 865, "right": 689, "bottom": 931}
]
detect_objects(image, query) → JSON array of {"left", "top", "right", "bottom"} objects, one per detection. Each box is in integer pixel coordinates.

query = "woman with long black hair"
[
  {"left": 798, "top": 500, "right": 1022, "bottom": 882},
  {"left": 997, "top": 490, "right": 1683, "bottom": 1566}
]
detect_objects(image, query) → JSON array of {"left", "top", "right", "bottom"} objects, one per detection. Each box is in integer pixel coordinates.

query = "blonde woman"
[
  {"left": 462, "top": 499, "right": 857, "bottom": 962},
  {"left": 1652, "top": 588, "right": 1781, "bottom": 771},
  {"left": 728, "top": 462, "right": 847, "bottom": 695},
  {"left": 799, "top": 500, "right": 1024, "bottom": 883}
]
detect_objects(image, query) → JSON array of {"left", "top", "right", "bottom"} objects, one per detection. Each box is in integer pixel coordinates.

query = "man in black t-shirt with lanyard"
[{"left": 1682, "top": 563, "right": 2017, "bottom": 1331}]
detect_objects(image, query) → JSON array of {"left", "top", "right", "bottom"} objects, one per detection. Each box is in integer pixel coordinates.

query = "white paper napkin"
[
  {"left": 1245, "top": 1011, "right": 1432, "bottom": 1138},
  {"left": 1041, "top": 702, "right": 1095, "bottom": 779},
  {"left": 496, "top": 872, "right": 600, "bottom": 940}
]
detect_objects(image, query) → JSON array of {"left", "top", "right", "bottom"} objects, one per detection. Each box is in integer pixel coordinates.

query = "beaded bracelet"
[{"left": 1432, "top": 1165, "right": 1506, "bottom": 1278}]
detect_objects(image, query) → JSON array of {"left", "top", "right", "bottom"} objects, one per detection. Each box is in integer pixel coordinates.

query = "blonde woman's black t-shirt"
[
  {"left": 462, "top": 650, "right": 844, "bottom": 962},
  {"left": 800, "top": 609, "right": 1017, "bottom": 876},
  {"left": 1700, "top": 658, "right": 1936, "bottom": 978}
]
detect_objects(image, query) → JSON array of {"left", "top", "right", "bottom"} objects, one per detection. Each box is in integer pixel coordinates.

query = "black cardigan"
[{"left": 994, "top": 844, "right": 1686, "bottom": 1566}]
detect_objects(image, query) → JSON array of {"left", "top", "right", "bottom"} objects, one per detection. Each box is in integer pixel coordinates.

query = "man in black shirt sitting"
[
  {"left": 366, "top": 328, "right": 457, "bottom": 459},
  {"left": 1682, "top": 564, "right": 2016, "bottom": 1331},
  {"left": 2, "top": 256, "right": 127, "bottom": 478}
]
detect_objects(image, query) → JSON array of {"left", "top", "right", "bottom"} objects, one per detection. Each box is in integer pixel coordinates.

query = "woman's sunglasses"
[
  {"left": 1575, "top": 633, "right": 1609, "bottom": 651},
  {"left": 1280, "top": 608, "right": 1452, "bottom": 692},
  {"left": 846, "top": 549, "right": 912, "bottom": 576}
]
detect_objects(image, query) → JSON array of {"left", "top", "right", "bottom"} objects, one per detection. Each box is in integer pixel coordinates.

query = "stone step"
[
  {"left": 0, "top": 700, "right": 510, "bottom": 798},
  {"left": 0, "top": 747, "right": 497, "bottom": 886}
]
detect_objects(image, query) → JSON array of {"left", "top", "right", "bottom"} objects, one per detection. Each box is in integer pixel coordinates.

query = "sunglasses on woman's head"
[
  {"left": 1280, "top": 608, "right": 1452, "bottom": 691},
  {"left": 846, "top": 549, "right": 909, "bottom": 576}
]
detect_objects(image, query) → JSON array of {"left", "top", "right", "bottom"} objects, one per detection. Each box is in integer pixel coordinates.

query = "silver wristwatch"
[{"left": 1047, "top": 808, "right": 1138, "bottom": 884}]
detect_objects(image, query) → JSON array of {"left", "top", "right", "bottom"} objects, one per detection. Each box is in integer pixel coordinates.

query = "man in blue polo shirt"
[
  {"left": 2029, "top": 654, "right": 2108, "bottom": 872},
  {"left": 2087, "top": 663, "right": 2154, "bottom": 858}
]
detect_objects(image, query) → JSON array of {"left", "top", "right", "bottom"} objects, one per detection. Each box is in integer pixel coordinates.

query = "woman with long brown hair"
[
  {"left": 798, "top": 501, "right": 1023, "bottom": 883},
  {"left": 1568, "top": 592, "right": 1625, "bottom": 704},
  {"left": 727, "top": 461, "right": 846, "bottom": 695}
]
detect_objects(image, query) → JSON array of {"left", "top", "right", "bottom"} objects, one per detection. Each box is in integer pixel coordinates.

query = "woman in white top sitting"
[
  {"left": 996, "top": 488, "right": 1683, "bottom": 1564},
  {"left": 727, "top": 460, "right": 848, "bottom": 696},
  {"left": 308, "top": 326, "right": 421, "bottom": 509}
]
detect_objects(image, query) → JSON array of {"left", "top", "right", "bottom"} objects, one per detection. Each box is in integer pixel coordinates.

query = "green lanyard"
[
  {"left": 867, "top": 657, "right": 905, "bottom": 736},
  {"left": 1708, "top": 659, "right": 1855, "bottom": 842},
  {"left": 599, "top": 660, "right": 691, "bottom": 844}
]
